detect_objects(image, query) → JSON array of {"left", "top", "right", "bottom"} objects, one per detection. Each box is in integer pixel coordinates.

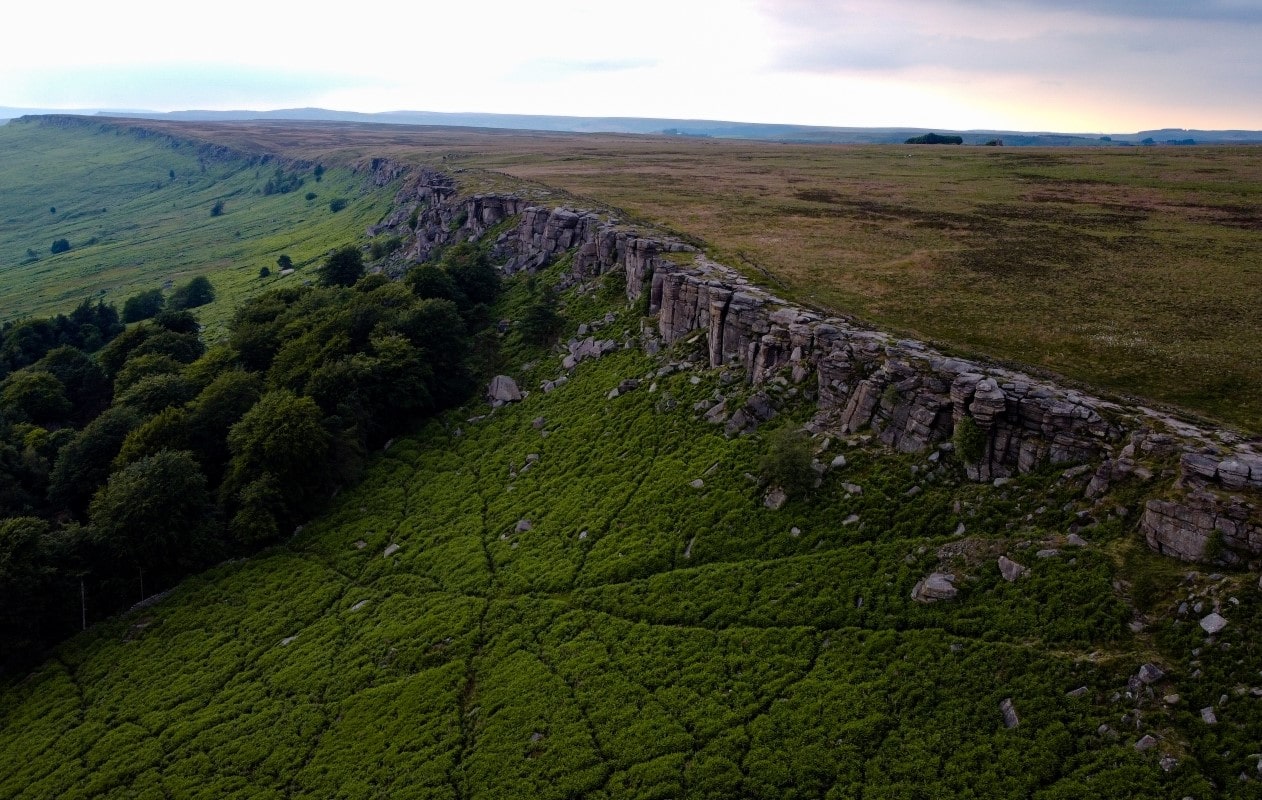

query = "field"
[
  {"left": 0, "top": 119, "right": 395, "bottom": 338},
  {"left": 59, "top": 117, "right": 1262, "bottom": 432}
]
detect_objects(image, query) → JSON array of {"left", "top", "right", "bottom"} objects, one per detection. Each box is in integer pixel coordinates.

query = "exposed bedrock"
[{"left": 373, "top": 166, "right": 1262, "bottom": 566}]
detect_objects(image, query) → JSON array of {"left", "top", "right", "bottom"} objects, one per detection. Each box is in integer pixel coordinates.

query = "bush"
[
  {"left": 168, "top": 276, "right": 216, "bottom": 311},
  {"left": 276, "top": 254, "right": 292, "bottom": 270},
  {"left": 953, "top": 415, "right": 988, "bottom": 463},
  {"left": 319, "top": 245, "right": 364, "bottom": 288},
  {"left": 905, "top": 133, "right": 964, "bottom": 145},
  {"left": 210, "top": 200, "right": 224, "bottom": 217},
  {"left": 759, "top": 428, "right": 815, "bottom": 497},
  {"left": 122, "top": 289, "right": 165, "bottom": 323},
  {"left": 329, "top": 198, "right": 348, "bottom": 213},
  {"left": 50, "top": 239, "right": 71, "bottom": 254}
]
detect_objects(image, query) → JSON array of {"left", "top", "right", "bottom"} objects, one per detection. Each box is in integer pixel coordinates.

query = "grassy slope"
[
  {"left": 0, "top": 119, "right": 394, "bottom": 338},
  {"left": 0, "top": 267, "right": 1258, "bottom": 799}
]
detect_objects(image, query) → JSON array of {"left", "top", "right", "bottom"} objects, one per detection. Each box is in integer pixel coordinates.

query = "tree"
[
  {"left": 33, "top": 346, "right": 111, "bottom": 423},
  {"left": 122, "top": 289, "right": 165, "bottom": 323},
  {"left": 48, "top": 407, "right": 141, "bottom": 515},
  {"left": 50, "top": 238, "right": 71, "bottom": 254},
  {"left": 223, "top": 390, "right": 332, "bottom": 538},
  {"left": 258, "top": 266, "right": 271, "bottom": 279},
  {"left": 759, "top": 428, "right": 815, "bottom": 498},
  {"left": 329, "top": 198, "right": 348, "bottom": 213},
  {"left": 211, "top": 200, "right": 225, "bottom": 216},
  {"left": 405, "top": 263, "right": 464, "bottom": 304},
  {"left": 319, "top": 245, "right": 364, "bottom": 288},
  {"left": 89, "top": 449, "right": 213, "bottom": 573},
  {"left": 0, "top": 371, "right": 72, "bottom": 425},
  {"left": 114, "top": 373, "right": 197, "bottom": 416},
  {"left": 518, "top": 283, "right": 563, "bottom": 345},
  {"left": 276, "top": 254, "right": 292, "bottom": 270},
  {"left": 167, "top": 276, "right": 216, "bottom": 311}
]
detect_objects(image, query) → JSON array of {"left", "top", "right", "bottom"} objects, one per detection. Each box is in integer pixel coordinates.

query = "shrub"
[
  {"left": 329, "top": 198, "right": 348, "bottom": 213},
  {"left": 122, "top": 289, "right": 165, "bottom": 323},
  {"left": 50, "top": 238, "right": 71, "bottom": 254},
  {"left": 953, "top": 415, "right": 987, "bottom": 463},
  {"left": 168, "top": 276, "right": 216, "bottom": 311},
  {"left": 319, "top": 245, "right": 364, "bottom": 288},
  {"left": 276, "top": 254, "right": 292, "bottom": 270},
  {"left": 210, "top": 200, "right": 224, "bottom": 217},
  {"left": 759, "top": 428, "right": 815, "bottom": 497},
  {"left": 259, "top": 266, "right": 271, "bottom": 279}
]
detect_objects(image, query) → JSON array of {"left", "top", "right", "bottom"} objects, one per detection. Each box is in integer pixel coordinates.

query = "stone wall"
[{"left": 376, "top": 166, "right": 1262, "bottom": 567}]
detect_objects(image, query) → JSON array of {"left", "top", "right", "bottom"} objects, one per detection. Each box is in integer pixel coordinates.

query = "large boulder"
[
  {"left": 911, "top": 572, "right": 958, "bottom": 603},
  {"left": 488, "top": 375, "right": 522, "bottom": 405}
]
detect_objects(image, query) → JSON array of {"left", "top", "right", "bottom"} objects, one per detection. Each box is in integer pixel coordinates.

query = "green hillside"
[
  {"left": 1, "top": 262, "right": 1260, "bottom": 798},
  {"left": 0, "top": 118, "right": 393, "bottom": 337}
]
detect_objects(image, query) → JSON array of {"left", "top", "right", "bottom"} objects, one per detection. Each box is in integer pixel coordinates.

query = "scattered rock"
[
  {"left": 905, "top": 485, "right": 922, "bottom": 498},
  {"left": 1067, "top": 686, "right": 1090, "bottom": 698},
  {"left": 1066, "top": 533, "right": 1088, "bottom": 547},
  {"left": 764, "top": 487, "right": 788, "bottom": 510},
  {"left": 1200, "top": 612, "right": 1228, "bottom": 634},
  {"left": 954, "top": 523, "right": 966, "bottom": 536},
  {"left": 831, "top": 454, "right": 847, "bottom": 469},
  {"left": 912, "top": 572, "right": 958, "bottom": 603},
  {"left": 487, "top": 375, "right": 522, "bottom": 405},
  {"left": 998, "top": 556, "right": 1026, "bottom": 582},
  {"left": 1000, "top": 698, "right": 1020, "bottom": 729},
  {"left": 515, "top": 519, "right": 533, "bottom": 533},
  {"left": 843, "top": 514, "right": 860, "bottom": 526},
  {"left": 1137, "top": 663, "right": 1165, "bottom": 685},
  {"left": 1164, "top": 694, "right": 1180, "bottom": 705},
  {"left": 683, "top": 536, "right": 696, "bottom": 559},
  {"left": 689, "top": 479, "right": 705, "bottom": 489},
  {"left": 1036, "top": 549, "right": 1060, "bottom": 558},
  {"left": 532, "top": 417, "right": 547, "bottom": 429},
  {"left": 353, "top": 539, "right": 367, "bottom": 550},
  {"left": 1160, "top": 756, "right": 1178, "bottom": 773},
  {"left": 842, "top": 483, "right": 863, "bottom": 495},
  {"left": 790, "top": 527, "right": 801, "bottom": 537},
  {"left": 1201, "top": 706, "right": 1218, "bottom": 725},
  {"left": 350, "top": 600, "right": 369, "bottom": 612},
  {"left": 1135, "top": 734, "right": 1158, "bottom": 752},
  {"left": 578, "top": 530, "right": 588, "bottom": 540},
  {"left": 280, "top": 635, "right": 298, "bottom": 646},
  {"left": 383, "top": 543, "right": 400, "bottom": 558}
]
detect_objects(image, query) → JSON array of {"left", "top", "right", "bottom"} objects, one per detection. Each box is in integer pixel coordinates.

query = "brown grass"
[{"left": 86, "top": 118, "right": 1262, "bottom": 432}]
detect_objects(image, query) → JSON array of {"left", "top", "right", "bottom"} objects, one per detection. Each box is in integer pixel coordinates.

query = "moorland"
[{"left": 0, "top": 116, "right": 1259, "bottom": 799}]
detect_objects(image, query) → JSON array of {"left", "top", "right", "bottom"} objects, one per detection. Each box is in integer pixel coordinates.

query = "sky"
[{"left": 3, "top": 0, "right": 1261, "bottom": 132}]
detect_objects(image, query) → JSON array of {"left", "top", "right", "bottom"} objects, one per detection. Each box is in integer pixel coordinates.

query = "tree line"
[{"left": 0, "top": 242, "right": 502, "bottom": 672}]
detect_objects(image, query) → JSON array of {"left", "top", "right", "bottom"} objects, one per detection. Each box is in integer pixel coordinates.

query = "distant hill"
[{"left": 7, "top": 105, "right": 1260, "bottom": 146}]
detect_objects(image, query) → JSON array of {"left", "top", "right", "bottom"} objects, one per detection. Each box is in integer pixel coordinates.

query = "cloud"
[{"left": 756, "top": 0, "right": 1262, "bottom": 127}]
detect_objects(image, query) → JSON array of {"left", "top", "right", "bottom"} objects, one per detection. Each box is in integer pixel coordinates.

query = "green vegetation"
[
  {"left": 0, "top": 244, "right": 1258, "bottom": 796},
  {"left": 0, "top": 117, "right": 1260, "bottom": 798},
  {"left": 0, "top": 118, "right": 395, "bottom": 339},
  {"left": 906, "top": 132, "right": 964, "bottom": 145}
]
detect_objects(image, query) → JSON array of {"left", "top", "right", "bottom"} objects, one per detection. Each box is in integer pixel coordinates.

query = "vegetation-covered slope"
[
  {"left": 0, "top": 118, "right": 393, "bottom": 337},
  {"left": 1, "top": 263, "right": 1260, "bottom": 798}
]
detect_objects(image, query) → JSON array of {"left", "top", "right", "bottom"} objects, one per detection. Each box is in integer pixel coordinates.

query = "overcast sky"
[{"left": 4, "top": 0, "right": 1260, "bottom": 131}]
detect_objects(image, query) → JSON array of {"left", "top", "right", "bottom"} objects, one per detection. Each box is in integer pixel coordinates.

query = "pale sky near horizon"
[{"left": 4, "top": 0, "right": 1261, "bottom": 132}]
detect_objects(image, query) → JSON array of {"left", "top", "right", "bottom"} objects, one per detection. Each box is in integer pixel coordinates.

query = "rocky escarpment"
[{"left": 372, "top": 166, "right": 1262, "bottom": 568}]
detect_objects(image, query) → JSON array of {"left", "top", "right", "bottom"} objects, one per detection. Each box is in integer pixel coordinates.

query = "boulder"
[
  {"left": 912, "top": 572, "right": 958, "bottom": 603},
  {"left": 1137, "top": 663, "right": 1165, "bottom": 685},
  {"left": 764, "top": 487, "right": 788, "bottom": 510},
  {"left": 999, "top": 698, "right": 1020, "bottom": 729},
  {"left": 997, "top": 555, "right": 1026, "bottom": 582},
  {"left": 1199, "top": 612, "right": 1228, "bottom": 634},
  {"left": 487, "top": 375, "right": 522, "bottom": 404}
]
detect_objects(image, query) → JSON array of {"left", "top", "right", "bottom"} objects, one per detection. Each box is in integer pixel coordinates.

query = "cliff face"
[{"left": 380, "top": 167, "right": 1262, "bottom": 568}]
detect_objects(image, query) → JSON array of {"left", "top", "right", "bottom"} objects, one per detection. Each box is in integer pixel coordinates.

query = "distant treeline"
[{"left": 0, "top": 242, "right": 502, "bottom": 672}]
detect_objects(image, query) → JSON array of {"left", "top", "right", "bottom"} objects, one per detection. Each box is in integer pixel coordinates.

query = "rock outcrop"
[{"left": 375, "top": 167, "right": 1262, "bottom": 568}]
